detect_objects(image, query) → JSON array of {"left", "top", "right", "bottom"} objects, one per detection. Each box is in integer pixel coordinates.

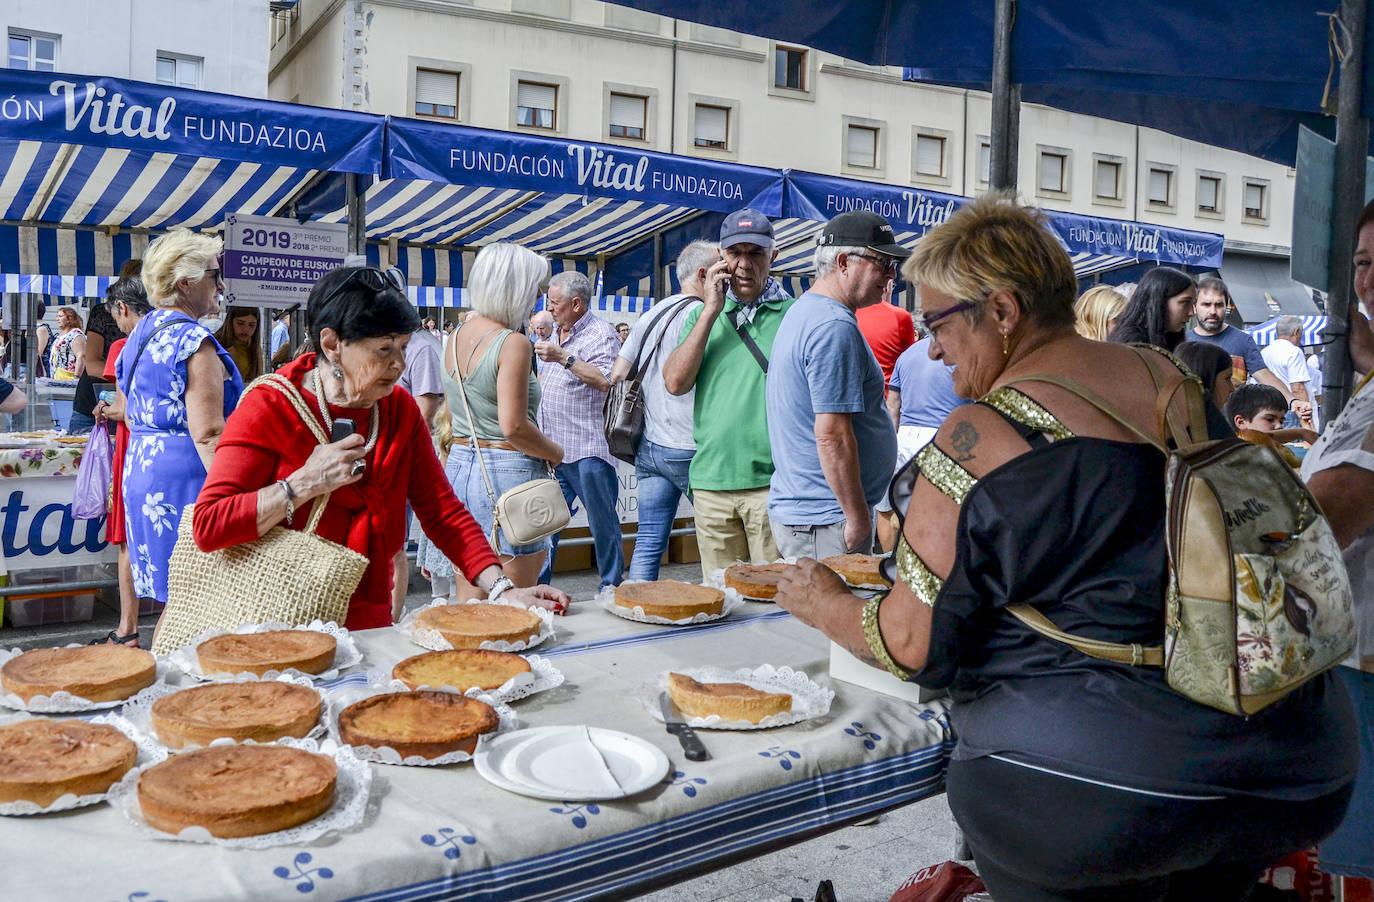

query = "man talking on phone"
[{"left": 663, "top": 209, "right": 795, "bottom": 578}]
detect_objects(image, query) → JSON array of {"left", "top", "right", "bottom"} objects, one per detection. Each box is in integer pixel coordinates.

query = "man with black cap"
[
  {"left": 664, "top": 208, "right": 795, "bottom": 578},
  {"left": 765, "top": 211, "right": 904, "bottom": 559}
]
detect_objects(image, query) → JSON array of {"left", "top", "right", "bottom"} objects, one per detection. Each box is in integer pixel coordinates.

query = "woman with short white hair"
[
  {"left": 425, "top": 242, "right": 564, "bottom": 596},
  {"left": 119, "top": 228, "right": 242, "bottom": 606}
]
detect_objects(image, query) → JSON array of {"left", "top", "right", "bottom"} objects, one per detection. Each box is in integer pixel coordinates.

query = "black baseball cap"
[
  {"left": 817, "top": 211, "right": 911, "bottom": 258},
  {"left": 720, "top": 208, "right": 775, "bottom": 250}
]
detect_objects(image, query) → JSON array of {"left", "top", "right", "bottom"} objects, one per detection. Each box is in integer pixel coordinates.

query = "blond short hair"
[
  {"left": 1073, "top": 285, "right": 1128, "bottom": 341},
  {"left": 902, "top": 193, "right": 1077, "bottom": 331},
  {"left": 468, "top": 243, "right": 550, "bottom": 330},
  {"left": 141, "top": 229, "right": 223, "bottom": 307}
]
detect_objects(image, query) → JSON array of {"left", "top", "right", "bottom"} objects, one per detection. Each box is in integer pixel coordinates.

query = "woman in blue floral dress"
[{"left": 117, "top": 230, "right": 242, "bottom": 604}]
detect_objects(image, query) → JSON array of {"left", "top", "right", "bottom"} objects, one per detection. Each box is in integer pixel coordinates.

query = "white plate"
[{"left": 474, "top": 726, "right": 669, "bottom": 801}]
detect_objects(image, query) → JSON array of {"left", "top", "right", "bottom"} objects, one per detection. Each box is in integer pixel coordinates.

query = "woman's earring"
[
  {"left": 332, "top": 360, "right": 344, "bottom": 381},
  {"left": 1002, "top": 331, "right": 1010, "bottom": 358}
]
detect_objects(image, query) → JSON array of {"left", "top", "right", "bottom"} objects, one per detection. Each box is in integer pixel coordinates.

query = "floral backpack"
[{"left": 1003, "top": 346, "right": 1355, "bottom": 715}]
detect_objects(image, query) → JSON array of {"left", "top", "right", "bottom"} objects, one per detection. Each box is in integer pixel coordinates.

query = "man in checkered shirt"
[{"left": 534, "top": 271, "right": 625, "bottom": 589}]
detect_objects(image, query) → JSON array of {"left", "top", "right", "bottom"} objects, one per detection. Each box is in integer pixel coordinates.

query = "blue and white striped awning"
[
  {"left": 0, "top": 273, "right": 113, "bottom": 297},
  {"left": 1246, "top": 315, "right": 1328, "bottom": 347}
]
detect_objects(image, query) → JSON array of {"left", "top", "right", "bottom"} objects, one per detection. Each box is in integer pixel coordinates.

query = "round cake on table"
[
  {"left": 820, "top": 554, "right": 890, "bottom": 588},
  {"left": 392, "top": 649, "right": 532, "bottom": 692},
  {"left": 195, "top": 630, "right": 337, "bottom": 677},
  {"left": 667, "top": 672, "right": 793, "bottom": 724},
  {"left": 1, "top": 645, "right": 156, "bottom": 703},
  {"left": 414, "top": 603, "right": 544, "bottom": 649},
  {"left": 137, "top": 744, "right": 337, "bottom": 838},
  {"left": 613, "top": 581, "right": 725, "bottom": 620},
  {"left": 723, "top": 563, "right": 788, "bottom": 600},
  {"left": 150, "top": 681, "right": 323, "bottom": 750},
  {"left": 337, "top": 690, "right": 499, "bottom": 759},
  {"left": 0, "top": 719, "right": 138, "bottom": 806}
]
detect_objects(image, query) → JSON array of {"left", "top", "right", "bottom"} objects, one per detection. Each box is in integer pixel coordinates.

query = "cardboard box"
[
  {"left": 5, "top": 591, "right": 95, "bottom": 627},
  {"left": 829, "top": 642, "right": 947, "bottom": 704}
]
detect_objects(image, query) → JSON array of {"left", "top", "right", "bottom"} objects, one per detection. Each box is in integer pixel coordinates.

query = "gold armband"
[{"left": 862, "top": 594, "right": 911, "bottom": 680}]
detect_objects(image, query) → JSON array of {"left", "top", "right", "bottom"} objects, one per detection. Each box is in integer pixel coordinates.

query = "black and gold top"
[{"left": 886, "top": 380, "right": 1354, "bottom": 801}]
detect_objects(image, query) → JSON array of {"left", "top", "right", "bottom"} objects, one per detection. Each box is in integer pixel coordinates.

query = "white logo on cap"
[{"left": 738, "top": 220, "right": 753, "bottom": 227}]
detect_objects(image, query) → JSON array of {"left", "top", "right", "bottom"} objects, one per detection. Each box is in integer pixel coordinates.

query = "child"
[{"left": 1224, "top": 384, "right": 1315, "bottom": 467}]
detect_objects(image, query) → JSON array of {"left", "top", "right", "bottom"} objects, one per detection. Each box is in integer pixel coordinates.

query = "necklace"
[{"left": 312, "top": 367, "right": 380, "bottom": 455}]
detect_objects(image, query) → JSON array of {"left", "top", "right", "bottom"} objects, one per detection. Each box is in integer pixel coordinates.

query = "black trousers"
[{"left": 946, "top": 755, "right": 1353, "bottom": 902}]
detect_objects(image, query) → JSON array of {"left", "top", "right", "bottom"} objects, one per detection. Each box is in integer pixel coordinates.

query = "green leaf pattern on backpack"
[{"left": 1166, "top": 594, "right": 1239, "bottom": 713}]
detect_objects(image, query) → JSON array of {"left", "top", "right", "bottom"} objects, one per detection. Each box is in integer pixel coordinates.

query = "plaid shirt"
[{"left": 538, "top": 311, "right": 621, "bottom": 467}]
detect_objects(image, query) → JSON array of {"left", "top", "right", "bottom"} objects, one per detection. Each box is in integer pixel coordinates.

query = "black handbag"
[{"left": 604, "top": 295, "right": 699, "bottom": 463}]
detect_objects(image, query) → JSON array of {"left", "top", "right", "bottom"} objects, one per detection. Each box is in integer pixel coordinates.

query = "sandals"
[{"left": 90, "top": 629, "right": 140, "bottom": 648}]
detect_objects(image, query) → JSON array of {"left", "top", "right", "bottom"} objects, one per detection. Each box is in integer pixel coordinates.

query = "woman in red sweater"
[{"left": 193, "top": 266, "right": 568, "bottom": 629}]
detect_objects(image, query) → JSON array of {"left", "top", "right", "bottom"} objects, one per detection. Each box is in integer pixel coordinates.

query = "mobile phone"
[{"left": 330, "top": 418, "right": 356, "bottom": 442}]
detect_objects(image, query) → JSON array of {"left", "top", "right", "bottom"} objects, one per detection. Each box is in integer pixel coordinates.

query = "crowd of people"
[{"left": 43, "top": 189, "right": 1374, "bottom": 899}]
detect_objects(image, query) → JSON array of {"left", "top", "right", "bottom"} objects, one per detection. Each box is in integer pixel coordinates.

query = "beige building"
[{"left": 269, "top": 0, "right": 1304, "bottom": 314}]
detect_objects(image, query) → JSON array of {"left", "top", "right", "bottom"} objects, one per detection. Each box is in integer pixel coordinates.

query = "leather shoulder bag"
[{"left": 603, "top": 295, "right": 699, "bottom": 463}]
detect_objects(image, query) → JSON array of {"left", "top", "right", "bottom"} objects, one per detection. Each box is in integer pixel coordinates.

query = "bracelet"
[
  {"left": 487, "top": 574, "right": 515, "bottom": 602},
  {"left": 862, "top": 594, "right": 911, "bottom": 680},
  {"left": 277, "top": 478, "right": 295, "bottom": 526}
]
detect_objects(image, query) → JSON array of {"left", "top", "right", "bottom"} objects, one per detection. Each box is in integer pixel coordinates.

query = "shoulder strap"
[
  {"left": 122, "top": 316, "right": 194, "bottom": 397},
  {"left": 725, "top": 307, "right": 769, "bottom": 373},
  {"left": 1005, "top": 605, "right": 1163, "bottom": 667},
  {"left": 239, "top": 373, "right": 335, "bottom": 534},
  {"left": 632, "top": 295, "right": 700, "bottom": 382}
]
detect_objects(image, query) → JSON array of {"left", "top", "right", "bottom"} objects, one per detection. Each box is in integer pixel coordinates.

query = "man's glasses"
[
  {"left": 317, "top": 266, "right": 407, "bottom": 309},
  {"left": 914, "top": 299, "right": 981, "bottom": 335},
  {"left": 849, "top": 252, "right": 900, "bottom": 277}
]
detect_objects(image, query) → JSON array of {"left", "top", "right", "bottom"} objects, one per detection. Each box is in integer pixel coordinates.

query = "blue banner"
[
  {"left": 783, "top": 170, "right": 967, "bottom": 236},
  {"left": 386, "top": 118, "right": 785, "bottom": 215},
  {"left": 0, "top": 68, "right": 385, "bottom": 174},
  {"left": 1048, "top": 210, "right": 1224, "bottom": 268}
]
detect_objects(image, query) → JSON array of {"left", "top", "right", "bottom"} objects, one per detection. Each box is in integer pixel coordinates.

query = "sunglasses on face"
[{"left": 849, "top": 252, "right": 900, "bottom": 277}]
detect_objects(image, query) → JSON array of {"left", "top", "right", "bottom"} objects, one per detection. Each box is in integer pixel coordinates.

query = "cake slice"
[{"left": 667, "top": 672, "right": 792, "bottom": 724}]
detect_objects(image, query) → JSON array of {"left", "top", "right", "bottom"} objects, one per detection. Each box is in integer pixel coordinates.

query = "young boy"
[{"left": 1224, "top": 384, "right": 1316, "bottom": 466}]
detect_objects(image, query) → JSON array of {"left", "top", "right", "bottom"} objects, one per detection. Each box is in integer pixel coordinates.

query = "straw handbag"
[{"left": 151, "top": 375, "right": 370, "bottom": 654}]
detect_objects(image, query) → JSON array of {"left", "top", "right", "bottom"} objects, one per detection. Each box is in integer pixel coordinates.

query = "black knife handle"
[{"left": 670, "top": 723, "right": 709, "bottom": 761}]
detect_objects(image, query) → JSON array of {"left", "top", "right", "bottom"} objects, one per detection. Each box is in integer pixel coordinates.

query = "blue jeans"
[
  {"left": 628, "top": 439, "right": 694, "bottom": 581},
  {"left": 66, "top": 411, "right": 96, "bottom": 435},
  {"left": 539, "top": 456, "right": 625, "bottom": 589}
]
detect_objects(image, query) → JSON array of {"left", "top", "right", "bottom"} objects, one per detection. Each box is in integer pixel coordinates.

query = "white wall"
[{"left": 4, "top": 0, "right": 268, "bottom": 97}]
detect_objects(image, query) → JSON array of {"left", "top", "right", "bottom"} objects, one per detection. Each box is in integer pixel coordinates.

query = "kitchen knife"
[{"left": 660, "top": 691, "right": 709, "bottom": 761}]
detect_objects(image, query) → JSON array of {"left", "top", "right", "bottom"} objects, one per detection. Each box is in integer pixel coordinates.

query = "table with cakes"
[{"left": 0, "top": 555, "right": 953, "bottom": 902}]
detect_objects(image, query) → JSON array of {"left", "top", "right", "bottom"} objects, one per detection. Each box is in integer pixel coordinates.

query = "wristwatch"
[{"left": 563, "top": 354, "right": 577, "bottom": 369}]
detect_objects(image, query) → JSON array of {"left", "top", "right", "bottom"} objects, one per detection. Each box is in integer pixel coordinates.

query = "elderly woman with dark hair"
[
  {"left": 192, "top": 266, "right": 568, "bottom": 628},
  {"left": 773, "top": 195, "right": 1354, "bottom": 901},
  {"left": 1107, "top": 265, "right": 1197, "bottom": 351}
]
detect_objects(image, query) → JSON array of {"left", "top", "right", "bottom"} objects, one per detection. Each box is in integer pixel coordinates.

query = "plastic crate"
[{"left": 5, "top": 591, "right": 95, "bottom": 627}]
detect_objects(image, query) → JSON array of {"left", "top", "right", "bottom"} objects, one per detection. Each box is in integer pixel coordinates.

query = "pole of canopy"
[
  {"left": 652, "top": 233, "right": 664, "bottom": 301},
  {"left": 989, "top": 0, "right": 1020, "bottom": 191},
  {"left": 345, "top": 173, "right": 367, "bottom": 258},
  {"left": 1324, "top": 0, "right": 1369, "bottom": 420}
]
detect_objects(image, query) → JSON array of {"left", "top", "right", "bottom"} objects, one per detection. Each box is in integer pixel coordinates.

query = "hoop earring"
[{"left": 1002, "top": 331, "right": 1010, "bottom": 358}]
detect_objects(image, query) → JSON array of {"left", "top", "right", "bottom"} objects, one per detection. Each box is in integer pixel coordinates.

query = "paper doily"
[
  {"left": 0, "top": 646, "right": 170, "bottom": 713},
  {"left": 595, "top": 582, "right": 745, "bottom": 625},
  {"left": 120, "top": 673, "right": 330, "bottom": 752},
  {"left": 326, "top": 685, "right": 519, "bottom": 766},
  {"left": 394, "top": 598, "right": 556, "bottom": 653},
  {"left": 165, "top": 621, "right": 362, "bottom": 682},
  {"left": 366, "top": 653, "right": 564, "bottom": 704},
  {"left": 0, "top": 712, "right": 167, "bottom": 815},
  {"left": 641, "top": 664, "right": 834, "bottom": 730}
]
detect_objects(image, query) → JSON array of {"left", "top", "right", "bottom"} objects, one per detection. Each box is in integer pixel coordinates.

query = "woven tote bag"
[{"left": 150, "top": 375, "right": 370, "bottom": 654}]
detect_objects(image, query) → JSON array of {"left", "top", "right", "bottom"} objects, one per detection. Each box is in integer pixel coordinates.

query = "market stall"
[{"left": 0, "top": 607, "right": 952, "bottom": 901}]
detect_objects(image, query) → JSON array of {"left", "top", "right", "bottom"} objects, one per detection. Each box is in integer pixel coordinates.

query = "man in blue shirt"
[
  {"left": 270, "top": 311, "right": 292, "bottom": 369},
  {"left": 765, "top": 211, "right": 904, "bottom": 559},
  {"left": 1187, "top": 276, "right": 1304, "bottom": 417}
]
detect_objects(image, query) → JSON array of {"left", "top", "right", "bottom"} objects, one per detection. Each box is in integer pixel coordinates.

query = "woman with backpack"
[{"left": 773, "top": 195, "right": 1356, "bottom": 901}]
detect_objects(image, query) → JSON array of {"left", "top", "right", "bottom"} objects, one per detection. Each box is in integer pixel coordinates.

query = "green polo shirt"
[{"left": 680, "top": 294, "right": 795, "bottom": 491}]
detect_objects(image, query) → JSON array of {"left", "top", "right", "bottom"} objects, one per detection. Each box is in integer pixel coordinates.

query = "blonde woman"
[
  {"left": 1072, "top": 285, "right": 1127, "bottom": 341},
  {"left": 118, "top": 229, "right": 243, "bottom": 607},
  {"left": 49, "top": 306, "right": 86, "bottom": 380}
]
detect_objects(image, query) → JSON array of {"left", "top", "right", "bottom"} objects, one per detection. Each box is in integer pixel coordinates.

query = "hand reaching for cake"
[
  {"left": 505, "top": 584, "right": 571, "bottom": 615},
  {"left": 773, "top": 558, "right": 853, "bottom": 629}
]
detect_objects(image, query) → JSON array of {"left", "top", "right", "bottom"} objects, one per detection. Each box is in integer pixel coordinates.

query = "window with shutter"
[
  {"left": 415, "top": 69, "right": 459, "bottom": 119},
  {"left": 774, "top": 47, "right": 806, "bottom": 90},
  {"left": 694, "top": 105, "right": 729, "bottom": 149},
  {"left": 1244, "top": 182, "right": 1266, "bottom": 218},
  {"left": 517, "top": 82, "right": 557, "bottom": 130},
  {"left": 8, "top": 32, "right": 58, "bottom": 71},
  {"left": 1038, "top": 153, "right": 1066, "bottom": 193},
  {"left": 846, "top": 125, "right": 878, "bottom": 168},
  {"left": 1198, "top": 176, "right": 1221, "bottom": 213},
  {"left": 915, "top": 135, "right": 944, "bottom": 177},
  {"left": 608, "top": 93, "right": 646, "bottom": 139},
  {"left": 1148, "top": 168, "right": 1172, "bottom": 205},
  {"left": 1095, "top": 161, "right": 1120, "bottom": 199}
]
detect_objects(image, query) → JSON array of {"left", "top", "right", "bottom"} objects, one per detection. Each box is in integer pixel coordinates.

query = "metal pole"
[
  {"left": 652, "top": 233, "right": 664, "bottom": 300},
  {"left": 1324, "top": 0, "right": 1369, "bottom": 420},
  {"left": 345, "top": 173, "right": 367, "bottom": 257},
  {"left": 989, "top": 0, "right": 1019, "bottom": 191}
]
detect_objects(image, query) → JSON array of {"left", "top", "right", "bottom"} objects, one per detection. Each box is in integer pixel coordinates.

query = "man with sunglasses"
[{"left": 765, "top": 211, "right": 905, "bottom": 560}]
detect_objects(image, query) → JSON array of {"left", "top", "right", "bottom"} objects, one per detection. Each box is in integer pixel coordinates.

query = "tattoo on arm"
[{"left": 950, "top": 421, "right": 978, "bottom": 462}]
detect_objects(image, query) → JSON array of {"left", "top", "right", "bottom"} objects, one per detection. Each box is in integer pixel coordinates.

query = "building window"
[
  {"left": 1038, "top": 151, "right": 1067, "bottom": 194},
  {"left": 978, "top": 140, "right": 991, "bottom": 184},
  {"left": 694, "top": 104, "right": 729, "bottom": 149},
  {"left": 415, "top": 68, "right": 459, "bottom": 119},
  {"left": 1197, "top": 174, "right": 1222, "bottom": 214},
  {"left": 775, "top": 46, "right": 806, "bottom": 90},
  {"left": 846, "top": 125, "right": 879, "bottom": 169},
  {"left": 8, "top": 31, "right": 58, "bottom": 71},
  {"left": 1244, "top": 179, "right": 1269, "bottom": 221},
  {"left": 156, "top": 55, "right": 202, "bottom": 90},
  {"left": 1094, "top": 159, "right": 1121, "bottom": 200},
  {"left": 914, "top": 134, "right": 946, "bottom": 178},
  {"left": 516, "top": 81, "right": 557, "bottom": 130},
  {"left": 608, "top": 92, "right": 646, "bottom": 140},
  {"left": 1147, "top": 166, "right": 1174, "bottom": 207}
]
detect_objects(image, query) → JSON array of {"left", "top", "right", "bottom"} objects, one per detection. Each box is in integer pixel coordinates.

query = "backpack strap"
[{"left": 1005, "top": 605, "right": 1164, "bottom": 666}]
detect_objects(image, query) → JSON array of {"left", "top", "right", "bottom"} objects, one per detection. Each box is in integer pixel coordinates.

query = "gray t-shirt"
[
  {"left": 617, "top": 294, "right": 702, "bottom": 451},
  {"left": 400, "top": 328, "right": 444, "bottom": 398}
]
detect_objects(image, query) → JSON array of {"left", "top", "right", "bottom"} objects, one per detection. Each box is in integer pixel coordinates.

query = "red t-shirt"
[
  {"left": 856, "top": 301, "right": 916, "bottom": 388},
  {"left": 192, "top": 354, "right": 500, "bottom": 629}
]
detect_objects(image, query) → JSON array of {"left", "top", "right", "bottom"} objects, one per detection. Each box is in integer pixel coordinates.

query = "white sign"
[
  {"left": 0, "top": 475, "right": 115, "bottom": 571},
  {"left": 567, "top": 459, "right": 693, "bottom": 528},
  {"left": 222, "top": 213, "right": 348, "bottom": 308}
]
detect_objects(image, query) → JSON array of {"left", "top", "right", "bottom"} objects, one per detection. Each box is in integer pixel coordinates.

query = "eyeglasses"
[
  {"left": 848, "top": 252, "right": 900, "bottom": 277},
  {"left": 914, "top": 299, "right": 981, "bottom": 335},
  {"left": 204, "top": 268, "right": 224, "bottom": 285},
  {"left": 317, "top": 266, "right": 407, "bottom": 310}
]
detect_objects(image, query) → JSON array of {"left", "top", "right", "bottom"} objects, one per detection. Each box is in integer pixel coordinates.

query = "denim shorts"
[{"left": 427, "top": 444, "right": 553, "bottom": 567}]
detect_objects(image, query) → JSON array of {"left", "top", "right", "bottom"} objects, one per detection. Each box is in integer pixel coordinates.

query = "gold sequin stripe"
[
  {"left": 914, "top": 442, "right": 977, "bottom": 504},
  {"left": 862, "top": 594, "right": 912, "bottom": 680},
  {"left": 895, "top": 536, "right": 942, "bottom": 608},
  {"left": 980, "top": 387, "right": 1074, "bottom": 442}
]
